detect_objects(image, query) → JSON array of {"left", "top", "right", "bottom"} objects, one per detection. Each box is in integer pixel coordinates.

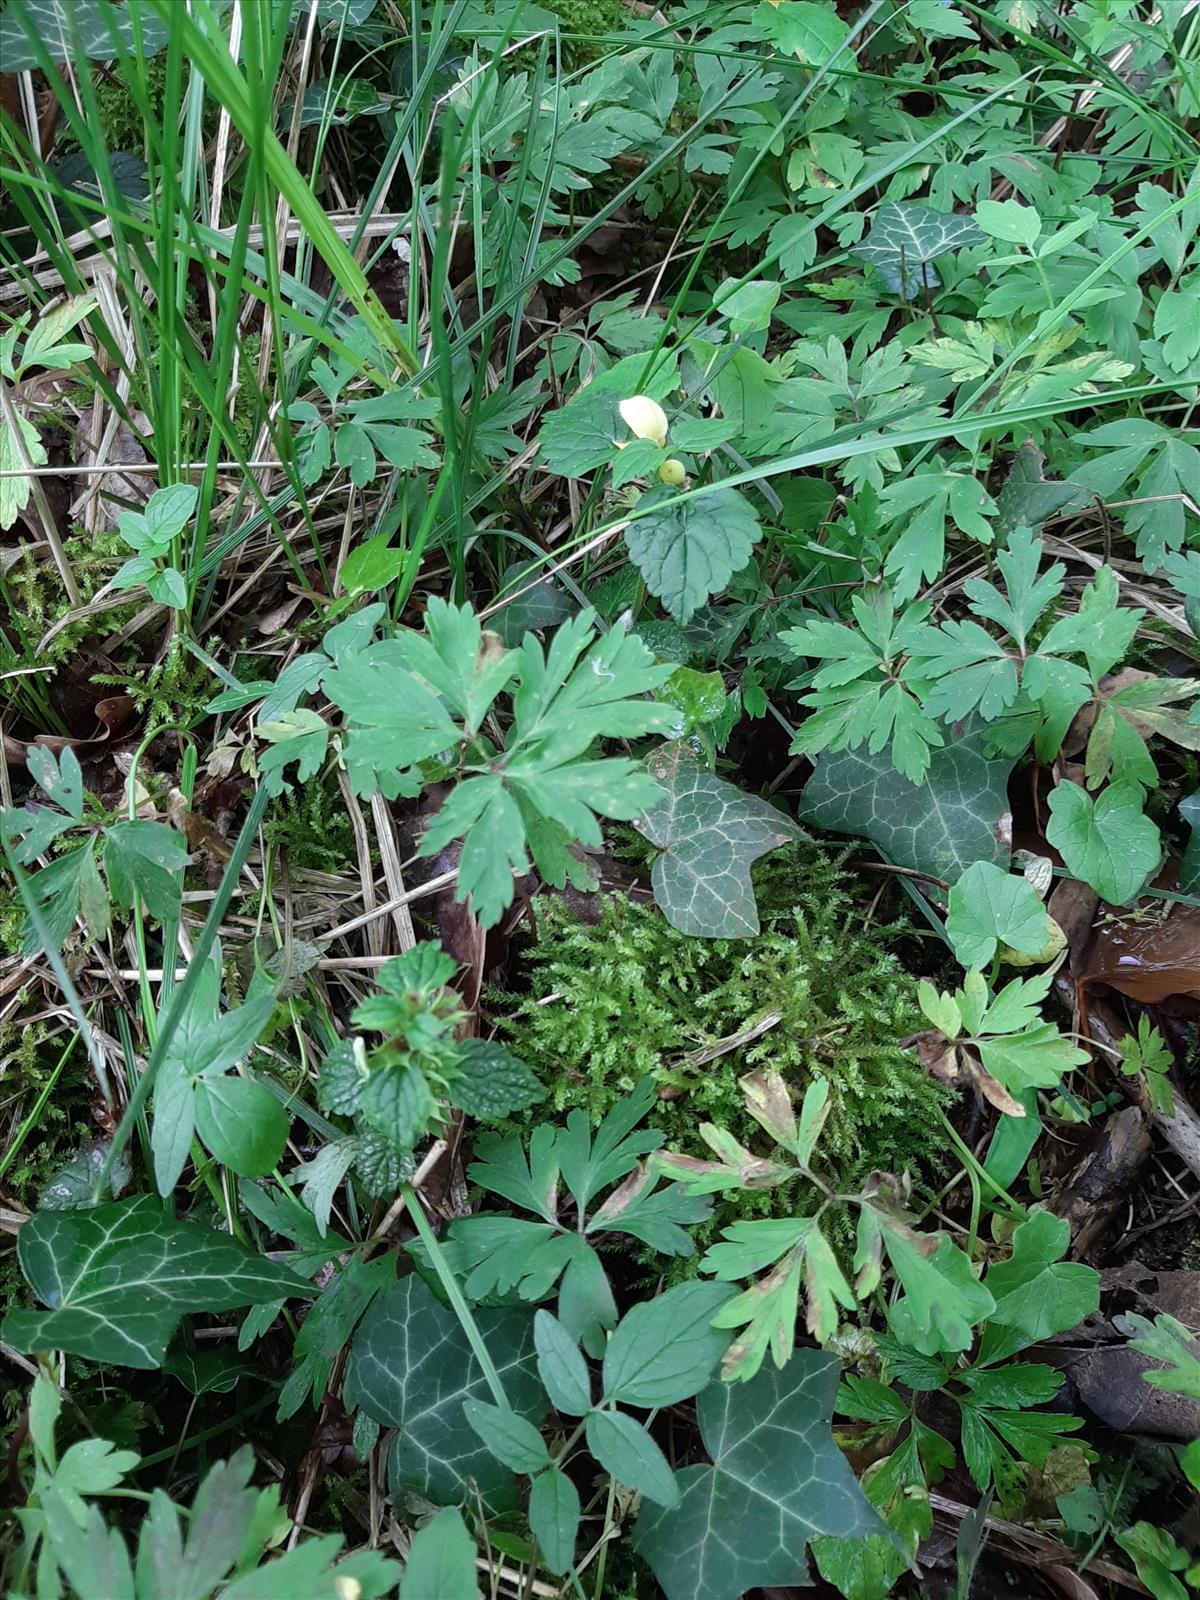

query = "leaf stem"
[{"left": 401, "top": 1183, "right": 510, "bottom": 1410}]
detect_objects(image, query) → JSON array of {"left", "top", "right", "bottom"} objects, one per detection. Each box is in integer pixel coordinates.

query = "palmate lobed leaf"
[
  {"left": 3, "top": 1197, "right": 312, "bottom": 1369},
  {"left": 633, "top": 1350, "right": 886, "bottom": 1600},
  {"left": 349, "top": 1275, "right": 545, "bottom": 1513},
  {"left": 637, "top": 747, "right": 800, "bottom": 937}
]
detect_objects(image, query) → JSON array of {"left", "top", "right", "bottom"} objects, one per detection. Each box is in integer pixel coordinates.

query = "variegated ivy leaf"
[
  {"left": 852, "top": 202, "right": 984, "bottom": 298},
  {"left": 637, "top": 746, "right": 800, "bottom": 938}
]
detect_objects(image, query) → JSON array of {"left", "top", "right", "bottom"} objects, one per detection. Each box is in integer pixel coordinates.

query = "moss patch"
[{"left": 497, "top": 846, "right": 949, "bottom": 1194}]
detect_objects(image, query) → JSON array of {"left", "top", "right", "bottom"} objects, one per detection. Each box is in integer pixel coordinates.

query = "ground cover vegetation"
[{"left": 0, "top": 0, "right": 1197, "bottom": 1595}]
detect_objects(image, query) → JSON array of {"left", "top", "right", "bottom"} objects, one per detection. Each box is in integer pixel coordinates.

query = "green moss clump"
[
  {"left": 263, "top": 771, "right": 362, "bottom": 873},
  {"left": 498, "top": 846, "right": 949, "bottom": 1194}
]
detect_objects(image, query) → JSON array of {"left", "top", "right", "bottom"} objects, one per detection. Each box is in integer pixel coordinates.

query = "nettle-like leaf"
[
  {"left": 1045, "top": 780, "right": 1161, "bottom": 904},
  {"left": 2, "top": 1196, "right": 311, "bottom": 1368},
  {"left": 625, "top": 485, "right": 762, "bottom": 624},
  {"left": 633, "top": 1351, "right": 885, "bottom": 1600},
  {"left": 852, "top": 201, "right": 984, "bottom": 298},
  {"left": 945, "top": 861, "right": 1051, "bottom": 970},
  {"left": 799, "top": 730, "right": 1017, "bottom": 882},
  {"left": 438, "top": 1080, "right": 709, "bottom": 1355},
  {"left": 782, "top": 589, "right": 943, "bottom": 783},
  {"left": 635, "top": 746, "right": 800, "bottom": 937},
  {"left": 348, "top": 1274, "right": 545, "bottom": 1513},
  {"left": 913, "top": 969, "right": 1089, "bottom": 1120}
]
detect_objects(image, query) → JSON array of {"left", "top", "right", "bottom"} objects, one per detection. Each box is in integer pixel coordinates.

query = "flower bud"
[
  {"left": 659, "top": 458, "right": 687, "bottom": 487},
  {"left": 618, "top": 394, "right": 668, "bottom": 448}
]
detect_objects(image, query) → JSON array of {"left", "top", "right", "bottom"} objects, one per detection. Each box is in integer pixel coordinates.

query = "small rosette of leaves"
[{"left": 315, "top": 943, "right": 544, "bottom": 1198}]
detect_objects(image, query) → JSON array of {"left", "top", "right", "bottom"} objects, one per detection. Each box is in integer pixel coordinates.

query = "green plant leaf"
[
  {"left": 399, "top": 1508, "right": 480, "bottom": 1600},
  {"left": 1045, "top": 780, "right": 1161, "bottom": 904},
  {"left": 602, "top": 1281, "right": 735, "bottom": 1407},
  {"left": 946, "top": 862, "right": 1051, "bottom": 970},
  {"left": 978, "top": 1211, "right": 1100, "bottom": 1352},
  {"left": 2, "top": 1196, "right": 311, "bottom": 1368},
  {"left": 462, "top": 1400, "right": 551, "bottom": 1474},
  {"left": 852, "top": 202, "right": 983, "bottom": 297},
  {"left": 625, "top": 487, "right": 761, "bottom": 624},
  {"left": 881, "top": 1228, "right": 994, "bottom": 1356},
  {"left": 451, "top": 1040, "right": 545, "bottom": 1119},
  {"left": 529, "top": 1467, "right": 581, "bottom": 1576},
  {"left": 799, "top": 734, "right": 1016, "bottom": 881},
  {"left": 585, "top": 1409, "right": 680, "bottom": 1508},
  {"left": 533, "top": 1310, "right": 593, "bottom": 1416},
  {"left": 1115, "top": 1313, "right": 1200, "bottom": 1399},
  {"left": 349, "top": 1275, "right": 546, "bottom": 1512},
  {"left": 637, "top": 748, "right": 800, "bottom": 937},
  {"left": 194, "top": 1075, "right": 289, "bottom": 1178},
  {"left": 633, "top": 1351, "right": 885, "bottom": 1600},
  {"left": 0, "top": 0, "right": 168, "bottom": 68},
  {"left": 103, "top": 820, "right": 187, "bottom": 923}
]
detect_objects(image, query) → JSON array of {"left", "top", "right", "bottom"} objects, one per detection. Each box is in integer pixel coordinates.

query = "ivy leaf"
[
  {"left": 0, "top": 0, "right": 168, "bottom": 67},
  {"left": 349, "top": 1275, "right": 546, "bottom": 1512},
  {"left": 636, "top": 748, "right": 800, "bottom": 937},
  {"left": 852, "top": 202, "right": 984, "bottom": 298},
  {"left": 946, "top": 861, "right": 1051, "bottom": 969},
  {"left": 799, "top": 733, "right": 1016, "bottom": 882},
  {"left": 1045, "top": 780, "right": 1161, "bottom": 904},
  {"left": 632, "top": 1351, "right": 885, "bottom": 1600},
  {"left": 2, "top": 1196, "right": 311, "bottom": 1368},
  {"left": 103, "top": 819, "right": 187, "bottom": 922},
  {"left": 625, "top": 487, "right": 761, "bottom": 624}
]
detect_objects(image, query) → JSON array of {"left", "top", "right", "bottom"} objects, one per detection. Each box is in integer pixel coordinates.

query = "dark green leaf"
[
  {"left": 3, "top": 1197, "right": 312, "bottom": 1368},
  {"left": 452, "top": 1040, "right": 545, "bottom": 1119},
  {"left": 626, "top": 487, "right": 761, "bottom": 624},
  {"left": 400, "top": 1508, "right": 480, "bottom": 1600},
  {"left": 534, "top": 1310, "right": 593, "bottom": 1416},
  {"left": 633, "top": 1351, "right": 885, "bottom": 1600},
  {"left": 103, "top": 820, "right": 187, "bottom": 922},
  {"left": 349, "top": 1276, "right": 545, "bottom": 1512},
  {"left": 194, "top": 1075, "right": 289, "bottom": 1178},
  {"left": 602, "top": 1282, "right": 735, "bottom": 1407},
  {"left": 462, "top": 1400, "right": 551, "bottom": 1473},
  {"left": 529, "top": 1467, "right": 581, "bottom": 1576},
  {"left": 586, "top": 1410, "right": 680, "bottom": 1508}
]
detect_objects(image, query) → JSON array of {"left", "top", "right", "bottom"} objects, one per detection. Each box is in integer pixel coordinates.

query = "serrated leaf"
[
  {"left": 452, "top": 1040, "right": 545, "bottom": 1119},
  {"left": 350, "top": 1275, "right": 545, "bottom": 1512},
  {"left": 1045, "top": 780, "right": 1161, "bottom": 904},
  {"left": 625, "top": 487, "right": 761, "bottom": 624},
  {"left": 633, "top": 1351, "right": 885, "bottom": 1600},
  {"left": 2, "top": 1196, "right": 311, "bottom": 1368},
  {"left": 637, "top": 748, "right": 800, "bottom": 937}
]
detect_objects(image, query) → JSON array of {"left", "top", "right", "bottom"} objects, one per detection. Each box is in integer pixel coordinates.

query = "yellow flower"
[{"left": 618, "top": 395, "right": 669, "bottom": 448}]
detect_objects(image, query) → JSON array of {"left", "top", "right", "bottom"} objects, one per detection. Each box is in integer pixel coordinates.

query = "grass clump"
[{"left": 499, "top": 846, "right": 950, "bottom": 1192}]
